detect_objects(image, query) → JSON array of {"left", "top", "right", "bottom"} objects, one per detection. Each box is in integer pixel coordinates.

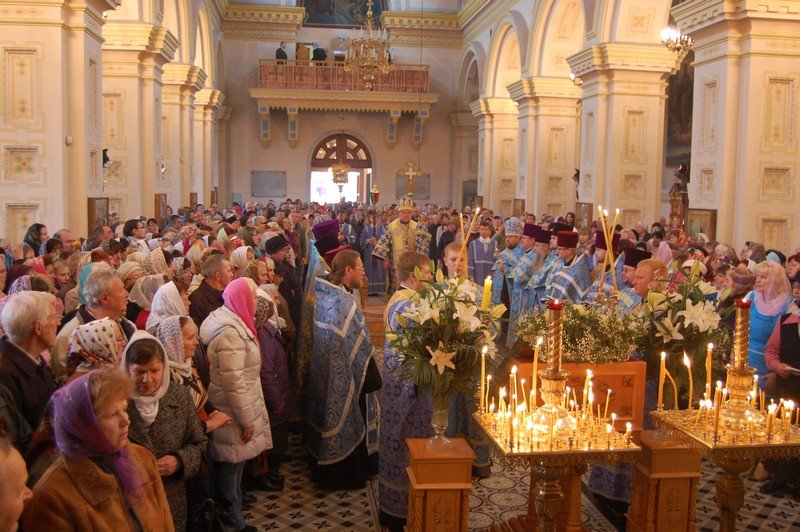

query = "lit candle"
[
  {"left": 606, "top": 423, "right": 613, "bottom": 449},
  {"left": 604, "top": 389, "right": 612, "bottom": 419},
  {"left": 658, "top": 352, "right": 666, "bottom": 410},
  {"left": 532, "top": 337, "right": 542, "bottom": 396},
  {"left": 511, "top": 365, "right": 518, "bottom": 411},
  {"left": 511, "top": 417, "right": 518, "bottom": 448},
  {"left": 611, "top": 413, "right": 617, "bottom": 430},
  {"left": 499, "top": 387, "right": 506, "bottom": 414},
  {"left": 734, "top": 299, "right": 751, "bottom": 371},
  {"left": 713, "top": 389, "right": 722, "bottom": 439},
  {"left": 481, "top": 276, "right": 492, "bottom": 310},
  {"left": 485, "top": 375, "right": 492, "bottom": 414},
  {"left": 684, "top": 352, "right": 693, "bottom": 411},
  {"left": 624, "top": 422, "right": 632, "bottom": 447},
  {"left": 490, "top": 398, "right": 495, "bottom": 413},
  {"left": 520, "top": 379, "right": 527, "bottom": 412},
  {"left": 583, "top": 369, "right": 593, "bottom": 411},
  {"left": 706, "top": 343, "right": 714, "bottom": 395},
  {"left": 480, "top": 346, "right": 487, "bottom": 412},
  {"left": 767, "top": 403, "right": 777, "bottom": 438},
  {"left": 547, "top": 300, "right": 564, "bottom": 371}
]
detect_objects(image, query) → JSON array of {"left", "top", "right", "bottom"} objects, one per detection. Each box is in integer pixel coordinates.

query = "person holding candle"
[
  {"left": 746, "top": 261, "right": 793, "bottom": 391},
  {"left": 490, "top": 218, "right": 525, "bottom": 346},
  {"left": 584, "top": 230, "right": 623, "bottom": 304},
  {"left": 546, "top": 231, "right": 592, "bottom": 303},
  {"left": 467, "top": 221, "right": 496, "bottom": 287},
  {"left": 760, "top": 302, "right": 800, "bottom": 496},
  {"left": 378, "top": 251, "right": 436, "bottom": 531}
]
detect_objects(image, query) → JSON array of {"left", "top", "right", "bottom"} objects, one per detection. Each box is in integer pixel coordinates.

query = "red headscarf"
[{"left": 222, "top": 277, "right": 257, "bottom": 338}]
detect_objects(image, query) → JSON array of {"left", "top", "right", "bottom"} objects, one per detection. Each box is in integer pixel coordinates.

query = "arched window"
[{"left": 311, "top": 134, "right": 372, "bottom": 169}]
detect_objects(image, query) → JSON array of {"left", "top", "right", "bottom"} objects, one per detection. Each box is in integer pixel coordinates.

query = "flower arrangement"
[
  {"left": 632, "top": 261, "right": 732, "bottom": 385},
  {"left": 517, "top": 302, "right": 638, "bottom": 365},
  {"left": 385, "top": 267, "right": 506, "bottom": 398}
]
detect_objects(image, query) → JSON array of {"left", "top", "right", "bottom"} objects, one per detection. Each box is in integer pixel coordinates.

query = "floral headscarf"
[
  {"left": 53, "top": 372, "right": 144, "bottom": 506},
  {"left": 154, "top": 316, "right": 191, "bottom": 378},
  {"left": 8, "top": 275, "right": 31, "bottom": 294},
  {"left": 120, "top": 330, "right": 171, "bottom": 427},
  {"left": 66, "top": 317, "right": 121, "bottom": 376},
  {"left": 229, "top": 246, "right": 253, "bottom": 273},
  {"left": 128, "top": 274, "right": 166, "bottom": 311},
  {"left": 254, "top": 295, "right": 273, "bottom": 329},
  {"left": 145, "top": 281, "right": 186, "bottom": 331},
  {"left": 142, "top": 248, "right": 168, "bottom": 276}
]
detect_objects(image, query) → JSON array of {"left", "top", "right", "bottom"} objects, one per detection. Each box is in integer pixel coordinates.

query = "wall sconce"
[
  {"left": 569, "top": 72, "right": 582, "bottom": 87},
  {"left": 661, "top": 26, "right": 694, "bottom": 54},
  {"left": 160, "top": 164, "right": 167, "bottom": 174}
]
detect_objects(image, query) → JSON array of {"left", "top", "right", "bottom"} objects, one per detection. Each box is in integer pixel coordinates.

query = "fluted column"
[
  {"left": 673, "top": 0, "right": 800, "bottom": 249},
  {"left": 163, "top": 64, "right": 205, "bottom": 208},
  {"left": 510, "top": 78, "right": 581, "bottom": 217},
  {"left": 102, "top": 23, "right": 177, "bottom": 218},
  {"left": 470, "top": 97, "right": 518, "bottom": 216},
  {"left": 567, "top": 43, "right": 678, "bottom": 226}
]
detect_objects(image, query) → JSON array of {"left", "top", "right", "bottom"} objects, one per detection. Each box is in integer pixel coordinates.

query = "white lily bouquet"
[{"left": 386, "top": 267, "right": 506, "bottom": 398}]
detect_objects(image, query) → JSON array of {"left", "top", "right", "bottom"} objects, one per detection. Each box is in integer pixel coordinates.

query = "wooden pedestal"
[
  {"left": 627, "top": 430, "right": 701, "bottom": 532},
  {"left": 406, "top": 438, "right": 475, "bottom": 532},
  {"left": 362, "top": 305, "right": 386, "bottom": 348}
]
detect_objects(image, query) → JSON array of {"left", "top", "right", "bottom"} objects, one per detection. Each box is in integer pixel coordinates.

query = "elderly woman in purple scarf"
[{"left": 22, "top": 368, "right": 174, "bottom": 530}]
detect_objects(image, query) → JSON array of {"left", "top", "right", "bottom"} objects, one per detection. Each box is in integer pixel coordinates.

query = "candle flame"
[
  {"left": 481, "top": 345, "right": 488, "bottom": 354},
  {"left": 536, "top": 337, "right": 544, "bottom": 346},
  {"left": 660, "top": 352, "right": 666, "bottom": 360},
  {"left": 716, "top": 380, "right": 723, "bottom": 389},
  {"left": 511, "top": 365, "right": 517, "bottom": 374},
  {"left": 487, "top": 375, "right": 492, "bottom": 381},
  {"left": 520, "top": 378, "right": 526, "bottom": 384},
  {"left": 587, "top": 369, "right": 593, "bottom": 376},
  {"left": 683, "top": 353, "right": 691, "bottom": 367},
  {"left": 611, "top": 413, "right": 617, "bottom": 422},
  {"left": 606, "top": 424, "right": 613, "bottom": 433},
  {"left": 708, "top": 343, "right": 714, "bottom": 349},
  {"left": 768, "top": 403, "right": 778, "bottom": 413},
  {"left": 499, "top": 387, "right": 506, "bottom": 398},
  {"left": 626, "top": 422, "right": 632, "bottom": 430}
]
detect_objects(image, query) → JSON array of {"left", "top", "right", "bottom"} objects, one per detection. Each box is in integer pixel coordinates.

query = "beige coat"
[{"left": 200, "top": 305, "right": 272, "bottom": 463}]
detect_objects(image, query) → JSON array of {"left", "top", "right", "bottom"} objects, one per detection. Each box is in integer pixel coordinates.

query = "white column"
[
  {"left": 193, "top": 89, "right": 224, "bottom": 205},
  {"left": 163, "top": 64, "right": 205, "bottom": 208},
  {"left": 217, "top": 106, "right": 233, "bottom": 206},
  {"left": 470, "top": 97, "right": 518, "bottom": 216},
  {"left": 568, "top": 44, "right": 677, "bottom": 227},
  {"left": 448, "top": 111, "right": 478, "bottom": 209},
  {"left": 674, "top": 0, "right": 800, "bottom": 250}
]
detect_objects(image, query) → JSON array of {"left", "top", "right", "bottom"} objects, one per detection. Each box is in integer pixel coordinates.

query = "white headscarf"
[
  {"left": 154, "top": 316, "right": 193, "bottom": 378},
  {"left": 145, "top": 281, "right": 187, "bottom": 331},
  {"left": 121, "top": 330, "right": 171, "bottom": 427},
  {"left": 128, "top": 274, "right": 166, "bottom": 311},
  {"left": 230, "top": 246, "right": 253, "bottom": 273}
]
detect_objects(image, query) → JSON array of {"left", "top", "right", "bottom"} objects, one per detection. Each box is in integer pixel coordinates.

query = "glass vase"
[{"left": 428, "top": 393, "right": 452, "bottom": 450}]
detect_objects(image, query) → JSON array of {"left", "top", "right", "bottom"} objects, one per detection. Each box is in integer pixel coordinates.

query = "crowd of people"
[{"left": 0, "top": 197, "right": 799, "bottom": 531}]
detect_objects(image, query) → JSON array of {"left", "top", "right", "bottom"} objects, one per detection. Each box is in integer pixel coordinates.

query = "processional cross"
[{"left": 397, "top": 159, "right": 424, "bottom": 198}]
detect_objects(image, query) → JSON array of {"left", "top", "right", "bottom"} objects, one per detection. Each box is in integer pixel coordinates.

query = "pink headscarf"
[
  {"left": 223, "top": 277, "right": 257, "bottom": 338},
  {"left": 656, "top": 241, "right": 673, "bottom": 268}
]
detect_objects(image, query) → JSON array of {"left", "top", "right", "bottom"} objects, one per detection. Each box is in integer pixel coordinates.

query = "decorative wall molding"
[
  {"left": 759, "top": 164, "right": 794, "bottom": 202},
  {"left": 762, "top": 74, "right": 796, "bottom": 152},
  {"left": 222, "top": 4, "right": 304, "bottom": 41},
  {"left": 1, "top": 44, "right": 44, "bottom": 132},
  {"left": 0, "top": 142, "right": 44, "bottom": 186},
  {"left": 567, "top": 43, "right": 679, "bottom": 78},
  {"left": 250, "top": 88, "right": 438, "bottom": 114}
]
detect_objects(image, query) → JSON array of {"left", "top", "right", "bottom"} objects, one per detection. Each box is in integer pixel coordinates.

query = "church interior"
[{"left": 3, "top": 0, "right": 800, "bottom": 530}]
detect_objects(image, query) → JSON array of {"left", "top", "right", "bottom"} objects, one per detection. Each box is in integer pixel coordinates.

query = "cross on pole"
[{"left": 397, "top": 159, "right": 423, "bottom": 198}]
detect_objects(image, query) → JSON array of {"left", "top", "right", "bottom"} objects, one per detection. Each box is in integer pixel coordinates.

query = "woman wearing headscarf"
[
  {"left": 229, "top": 246, "right": 254, "bottom": 278},
  {"left": 153, "top": 315, "right": 231, "bottom": 434},
  {"left": 145, "top": 281, "right": 189, "bottom": 331},
  {"left": 655, "top": 240, "right": 675, "bottom": 271},
  {"left": 65, "top": 317, "right": 126, "bottom": 380},
  {"left": 23, "top": 223, "right": 47, "bottom": 257},
  {"left": 21, "top": 368, "right": 175, "bottom": 530},
  {"left": 748, "top": 261, "right": 795, "bottom": 392},
  {"left": 200, "top": 278, "right": 271, "bottom": 530},
  {"left": 122, "top": 331, "right": 207, "bottom": 532},
  {"left": 126, "top": 251, "right": 148, "bottom": 266},
  {"left": 117, "top": 260, "right": 143, "bottom": 292},
  {"left": 254, "top": 294, "right": 294, "bottom": 468},
  {"left": 127, "top": 274, "right": 167, "bottom": 329},
  {"left": 141, "top": 248, "right": 170, "bottom": 278}
]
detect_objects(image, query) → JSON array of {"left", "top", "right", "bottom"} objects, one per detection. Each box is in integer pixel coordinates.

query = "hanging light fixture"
[
  {"left": 661, "top": 26, "right": 694, "bottom": 55},
  {"left": 330, "top": 116, "right": 350, "bottom": 201},
  {"left": 344, "top": 0, "right": 393, "bottom": 91}
]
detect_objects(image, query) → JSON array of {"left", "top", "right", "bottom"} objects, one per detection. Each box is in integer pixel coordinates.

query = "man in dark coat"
[
  {"left": 276, "top": 41, "right": 288, "bottom": 62},
  {"left": 0, "top": 292, "right": 59, "bottom": 448},
  {"left": 189, "top": 253, "right": 232, "bottom": 329}
]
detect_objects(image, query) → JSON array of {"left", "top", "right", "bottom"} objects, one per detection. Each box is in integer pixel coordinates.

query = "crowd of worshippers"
[{"left": 1, "top": 199, "right": 800, "bottom": 530}]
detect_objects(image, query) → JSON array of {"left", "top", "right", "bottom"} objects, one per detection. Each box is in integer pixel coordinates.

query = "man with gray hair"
[
  {"left": 189, "top": 253, "right": 233, "bottom": 328},
  {"left": 0, "top": 292, "right": 59, "bottom": 442},
  {"left": 52, "top": 267, "right": 134, "bottom": 382}
]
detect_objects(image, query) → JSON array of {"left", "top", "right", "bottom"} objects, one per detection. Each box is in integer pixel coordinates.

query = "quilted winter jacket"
[{"left": 200, "top": 305, "right": 272, "bottom": 463}]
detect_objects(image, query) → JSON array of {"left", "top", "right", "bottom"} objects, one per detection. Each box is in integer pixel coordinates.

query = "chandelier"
[
  {"left": 344, "top": 0, "right": 393, "bottom": 91},
  {"left": 661, "top": 26, "right": 694, "bottom": 55}
]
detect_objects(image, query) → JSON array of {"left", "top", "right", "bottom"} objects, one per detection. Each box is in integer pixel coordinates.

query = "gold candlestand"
[{"left": 651, "top": 299, "right": 800, "bottom": 532}]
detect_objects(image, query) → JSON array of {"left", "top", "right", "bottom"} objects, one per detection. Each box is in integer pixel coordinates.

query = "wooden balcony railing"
[{"left": 257, "top": 59, "right": 431, "bottom": 93}]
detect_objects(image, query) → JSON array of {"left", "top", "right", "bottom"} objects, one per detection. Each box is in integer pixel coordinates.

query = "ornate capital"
[
  {"left": 567, "top": 43, "right": 680, "bottom": 79},
  {"left": 469, "top": 97, "right": 517, "bottom": 118},
  {"left": 195, "top": 88, "right": 225, "bottom": 111},
  {"left": 163, "top": 64, "right": 207, "bottom": 93}
]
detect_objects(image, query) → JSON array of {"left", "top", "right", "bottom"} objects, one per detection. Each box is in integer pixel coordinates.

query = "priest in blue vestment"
[
  {"left": 506, "top": 223, "right": 539, "bottom": 344},
  {"left": 305, "top": 249, "right": 381, "bottom": 490},
  {"left": 524, "top": 225, "right": 561, "bottom": 311},
  {"left": 546, "top": 230, "right": 592, "bottom": 302},
  {"left": 491, "top": 218, "right": 524, "bottom": 345},
  {"left": 378, "top": 251, "right": 434, "bottom": 532}
]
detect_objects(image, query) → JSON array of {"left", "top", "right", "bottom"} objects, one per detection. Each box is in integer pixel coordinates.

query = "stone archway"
[{"left": 309, "top": 133, "right": 373, "bottom": 204}]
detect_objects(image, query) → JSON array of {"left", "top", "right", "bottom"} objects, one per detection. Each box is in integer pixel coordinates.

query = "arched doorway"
[{"left": 310, "top": 133, "right": 372, "bottom": 203}]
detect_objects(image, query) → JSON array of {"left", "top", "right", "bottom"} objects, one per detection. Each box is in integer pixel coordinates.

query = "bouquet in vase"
[
  {"left": 632, "top": 261, "right": 732, "bottom": 403},
  {"left": 385, "top": 267, "right": 506, "bottom": 398}
]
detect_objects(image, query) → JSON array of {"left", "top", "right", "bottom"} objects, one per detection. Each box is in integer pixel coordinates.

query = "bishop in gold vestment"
[{"left": 372, "top": 199, "right": 431, "bottom": 291}]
